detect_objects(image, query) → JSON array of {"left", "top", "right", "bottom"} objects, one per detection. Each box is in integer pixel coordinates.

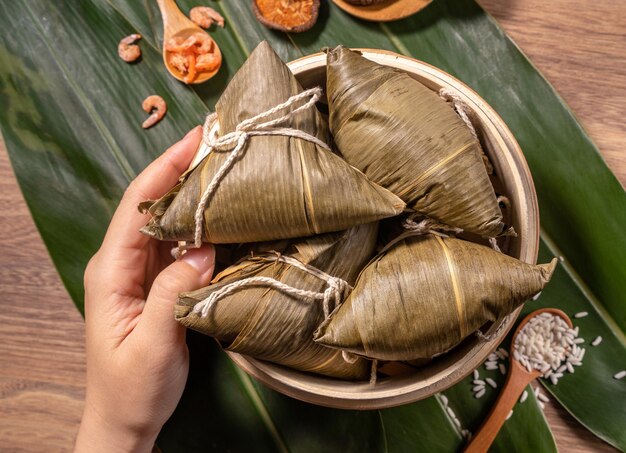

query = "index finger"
[{"left": 103, "top": 126, "right": 202, "bottom": 252}]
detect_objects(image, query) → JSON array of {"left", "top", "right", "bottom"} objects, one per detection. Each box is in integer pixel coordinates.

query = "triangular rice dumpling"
[
  {"left": 314, "top": 234, "right": 557, "bottom": 361},
  {"left": 175, "top": 222, "right": 379, "bottom": 380},
  {"left": 326, "top": 45, "right": 512, "bottom": 238},
  {"left": 140, "top": 42, "right": 404, "bottom": 244}
]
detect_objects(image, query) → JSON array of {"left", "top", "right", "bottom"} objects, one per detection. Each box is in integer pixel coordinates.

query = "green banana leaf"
[{"left": 1, "top": 0, "right": 624, "bottom": 451}]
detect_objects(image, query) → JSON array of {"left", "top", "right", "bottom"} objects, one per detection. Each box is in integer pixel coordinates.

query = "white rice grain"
[
  {"left": 550, "top": 374, "right": 559, "bottom": 385},
  {"left": 475, "top": 388, "right": 486, "bottom": 399},
  {"left": 499, "top": 363, "right": 507, "bottom": 375},
  {"left": 506, "top": 410, "right": 513, "bottom": 420},
  {"left": 574, "top": 311, "right": 588, "bottom": 319},
  {"left": 512, "top": 313, "right": 586, "bottom": 386},
  {"left": 591, "top": 336, "right": 602, "bottom": 346},
  {"left": 520, "top": 390, "right": 528, "bottom": 403},
  {"left": 486, "top": 377, "right": 497, "bottom": 389},
  {"left": 614, "top": 370, "right": 626, "bottom": 380},
  {"left": 473, "top": 369, "right": 479, "bottom": 380}
]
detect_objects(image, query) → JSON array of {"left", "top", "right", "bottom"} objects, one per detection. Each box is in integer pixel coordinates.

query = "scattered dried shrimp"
[
  {"left": 118, "top": 34, "right": 142, "bottom": 63},
  {"left": 141, "top": 95, "right": 167, "bottom": 129},
  {"left": 190, "top": 6, "right": 225, "bottom": 29}
]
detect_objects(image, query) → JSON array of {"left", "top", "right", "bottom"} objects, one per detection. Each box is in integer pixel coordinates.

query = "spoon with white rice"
[{"left": 465, "top": 308, "right": 574, "bottom": 453}]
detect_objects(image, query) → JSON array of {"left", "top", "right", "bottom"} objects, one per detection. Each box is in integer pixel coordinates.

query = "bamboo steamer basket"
[{"left": 227, "top": 49, "right": 539, "bottom": 410}]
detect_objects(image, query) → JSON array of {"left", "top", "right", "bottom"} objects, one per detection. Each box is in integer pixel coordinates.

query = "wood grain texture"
[
  {"left": 0, "top": 140, "right": 86, "bottom": 453},
  {"left": 0, "top": 1, "right": 624, "bottom": 451},
  {"left": 479, "top": 0, "right": 626, "bottom": 187}
]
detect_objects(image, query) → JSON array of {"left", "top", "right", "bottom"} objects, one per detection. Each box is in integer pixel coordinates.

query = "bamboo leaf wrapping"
[
  {"left": 175, "top": 223, "right": 378, "bottom": 379},
  {"left": 141, "top": 42, "right": 404, "bottom": 244},
  {"left": 315, "top": 234, "right": 557, "bottom": 360},
  {"left": 326, "top": 46, "right": 511, "bottom": 238}
]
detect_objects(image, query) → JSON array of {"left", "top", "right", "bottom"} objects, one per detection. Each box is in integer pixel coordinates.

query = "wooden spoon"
[
  {"left": 156, "top": 0, "right": 222, "bottom": 84},
  {"left": 464, "top": 308, "right": 573, "bottom": 453}
]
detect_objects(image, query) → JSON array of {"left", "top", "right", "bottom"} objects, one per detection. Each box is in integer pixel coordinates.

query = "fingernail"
[{"left": 181, "top": 245, "right": 215, "bottom": 281}]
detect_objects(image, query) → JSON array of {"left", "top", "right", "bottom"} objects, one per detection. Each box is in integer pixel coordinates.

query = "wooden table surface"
[{"left": 0, "top": 1, "right": 624, "bottom": 451}]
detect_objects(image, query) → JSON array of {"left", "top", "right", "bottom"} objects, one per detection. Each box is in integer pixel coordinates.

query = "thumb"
[{"left": 139, "top": 245, "right": 216, "bottom": 341}]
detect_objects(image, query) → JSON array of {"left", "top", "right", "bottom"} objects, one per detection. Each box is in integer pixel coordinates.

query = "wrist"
[{"left": 75, "top": 402, "right": 160, "bottom": 453}]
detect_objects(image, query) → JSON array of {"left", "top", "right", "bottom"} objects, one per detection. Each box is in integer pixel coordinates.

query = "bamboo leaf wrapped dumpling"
[
  {"left": 326, "top": 46, "right": 512, "bottom": 238},
  {"left": 140, "top": 42, "right": 404, "bottom": 244},
  {"left": 175, "top": 223, "right": 379, "bottom": 380},
  {"left": 314, "top": 234, "right": 557, "bottom": 361}
]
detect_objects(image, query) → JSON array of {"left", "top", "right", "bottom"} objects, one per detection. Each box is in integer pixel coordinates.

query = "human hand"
[{"left": 75, "top": 127, "right": 215, "bottom": 453}]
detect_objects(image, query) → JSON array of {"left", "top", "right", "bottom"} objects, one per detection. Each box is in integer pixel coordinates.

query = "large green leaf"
[{"left": 1, "top": 0, "right": 623, "bottom": 450}]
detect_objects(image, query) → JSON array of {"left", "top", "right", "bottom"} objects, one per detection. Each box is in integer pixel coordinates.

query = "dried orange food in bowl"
[{"left": 252, "top": 0, "right": 320, "bottom": 32}]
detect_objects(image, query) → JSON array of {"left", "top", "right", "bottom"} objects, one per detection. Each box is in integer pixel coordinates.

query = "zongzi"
[
  {"left": 175, "top": 222, "right": 379, "bottom": 380},
  {"left": 326, "top": 45, "right": 512, "bottom": 238},
  {"left": 140, "top": 41, "right": 404, "bottom": 245},
  {"left": 314, "top": 234, "right": 557, "bottom": 361}
]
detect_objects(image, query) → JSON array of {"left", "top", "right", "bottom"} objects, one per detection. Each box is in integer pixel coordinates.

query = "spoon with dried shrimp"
[{"left": 156, "top": 0, "right": 222, "bottom": 84}]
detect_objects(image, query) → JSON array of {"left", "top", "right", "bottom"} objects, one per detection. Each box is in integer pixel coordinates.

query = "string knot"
[
  {"left": 174, "top": 87, "right": 330, "bottom": 258},
  {"left": 321, "top": 277, "right": 350, "bottom": 318},
  {"left": 402, "top": 216, "right": 463, "bottom": 237},
  {"left": 191, "top": 254, "right": 351, "bottom": 319}
]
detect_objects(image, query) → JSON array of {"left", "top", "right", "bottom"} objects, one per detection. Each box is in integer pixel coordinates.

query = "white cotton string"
[
  {"left": 173, "top": 87, "right": 330, "bottom": 259},
  {"left": 191, "top": 254, "right": 350, "bottom": 318},
  {"left": 488, "top": 237, "right": 502, "bottom": 253},
  {"left": 192, "top": 276, "right": 348, "bottom": 318},
  {"left": 488, "top": 195, "right": 510, "bottom": 253},
  {"left": 401, "top": 217, "right": 463, "bottom": 238},
  {"left": 369, "top": 359, "right": 379, "bottom": 386},
  {"left": 439, "top": 88, "right": 478, "bottom": 140},
  {"left": 275, "top": 254, "right": 351, "bottom": 318},
  {"left": 341, "top": 351, "right": 359, "bottom": 364}
]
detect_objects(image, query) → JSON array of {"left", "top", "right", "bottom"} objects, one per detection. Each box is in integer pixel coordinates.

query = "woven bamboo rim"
[{"left": 226, "top": 49, "right": 539, "bottom": 410}]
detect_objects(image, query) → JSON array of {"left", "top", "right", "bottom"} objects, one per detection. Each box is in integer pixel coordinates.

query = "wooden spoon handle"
[
  {"left": 156, "top": 0, "right": 188, "bottom": 33},
  {"left": 464, "top": 361, "right": 538, "bottom": 453}
]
